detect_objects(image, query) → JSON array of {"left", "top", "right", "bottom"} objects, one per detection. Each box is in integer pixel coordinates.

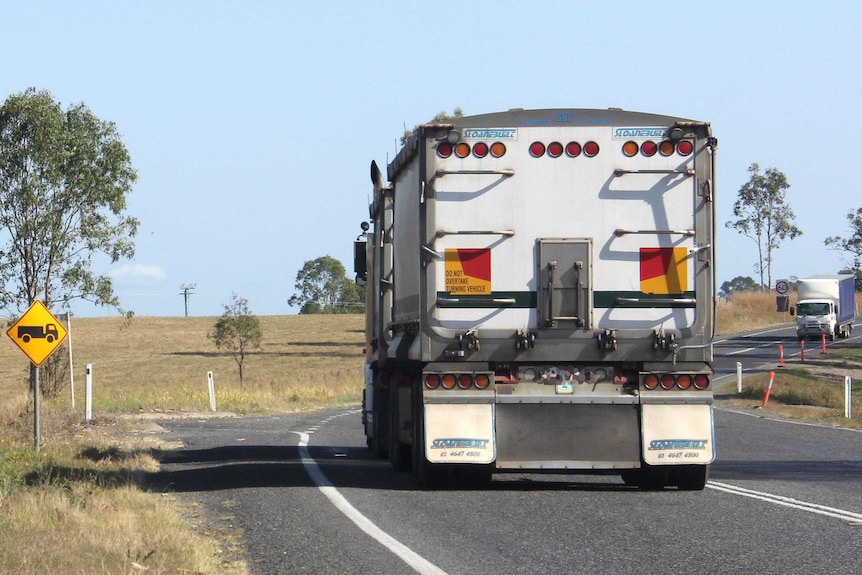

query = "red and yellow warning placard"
[
  {"left": 445, "top": 249, "right": 491, "bottom": 295},
  {"left": 640, "top": 247, "right": 688, "bottom": 294}
]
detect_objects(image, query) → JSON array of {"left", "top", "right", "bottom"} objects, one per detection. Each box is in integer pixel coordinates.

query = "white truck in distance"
[{"left": 791, "top": 275, "right": 856, "bottom": 340}]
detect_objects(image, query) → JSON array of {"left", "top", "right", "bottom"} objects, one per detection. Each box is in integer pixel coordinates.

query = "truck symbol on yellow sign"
[
  {"left": 18, "top": 323, "right": 60, "bottom": 343},
  {"left": 6, "top": 300, "right": 68, "bottom": 366}
]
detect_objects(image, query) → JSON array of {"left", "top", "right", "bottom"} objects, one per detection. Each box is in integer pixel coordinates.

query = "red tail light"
[
  {"left": 566, "top": 142, "right": 582, "bottom": 157},
  {"left": 583, "top": 141, "right": 600, "bottom": 157},
  {"left": 693, "top": 374, "right": 710, "bottom": 390},
  {"left": 472, "top": 142, "right": 489, "bottom": 158},
  {"left": 677, "top": 140, "right": 694, "bottom": 156},
  {"left": 425, "top": 374, "right": 440, "bottom": 389},
  {"left": 529, "top": 141, "right": 546, "bottom": 157},
  {"left": 437, "top": 143, "right": 453, "bottom": 158},
  {"left": 641, "top": 140, "right": 658, "bottom": 157},
  {"left": 458, "top": 374, "right": 473, "bottom": 389},
  {"left": 547, "top": 142, "right": 564, "bottom": 158}
]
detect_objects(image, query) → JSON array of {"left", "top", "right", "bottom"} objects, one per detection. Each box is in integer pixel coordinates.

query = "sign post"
[
  {"left": 775, "top": 279, "right": 790, "bottom": 314},
  {"left": 6, "top": 300, "right": 69, "bottom": 452}
]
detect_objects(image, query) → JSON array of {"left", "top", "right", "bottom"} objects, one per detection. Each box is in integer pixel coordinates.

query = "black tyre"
[
  {"left": 672, "top": 464, "right": 710, "bottom": 491},
  {"left": 620, "top": 465, "right": 670, "bottom": 490}
]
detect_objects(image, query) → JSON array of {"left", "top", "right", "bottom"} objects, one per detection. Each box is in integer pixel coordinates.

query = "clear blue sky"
[{"left": 3, "top": 1, "right": 860, "bottom": 317}]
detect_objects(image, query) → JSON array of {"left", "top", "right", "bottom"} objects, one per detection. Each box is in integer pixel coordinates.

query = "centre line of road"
[
  {"left": 295, "top": 428, "right": 449, "bottom": 575},
  {"left": 708, "top": 481, "right": 862, "bottom": 524}
]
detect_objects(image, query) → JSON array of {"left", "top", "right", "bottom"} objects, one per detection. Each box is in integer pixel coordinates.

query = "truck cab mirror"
[
  {"left": 789, "top": 306, "right": 795, "bottom": 316},
  {"left": 354, "top": 239, "right": 367, "bottom": 285}
]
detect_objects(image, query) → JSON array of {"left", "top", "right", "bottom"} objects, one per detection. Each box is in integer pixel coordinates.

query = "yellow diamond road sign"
[{"left": 6, "top": 300, "right": 68, "bottom": 367}]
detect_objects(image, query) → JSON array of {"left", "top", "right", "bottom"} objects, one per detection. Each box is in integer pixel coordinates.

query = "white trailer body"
[{"left": 358, "top": 108, "right": 717, "bottom": 490}]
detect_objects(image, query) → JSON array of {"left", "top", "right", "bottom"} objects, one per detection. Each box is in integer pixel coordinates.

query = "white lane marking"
[
  {"left": 294, "top": 427, "right": 448, "bottom": 575},
  {"left": 725, "top": 347, "right": 757, "bottom": 356},
  {"left": 715, "top": 404, "right": 862, "bottom": 432},
  {"left": 708, "top": 481, "right": 862, "bottom": 524}
]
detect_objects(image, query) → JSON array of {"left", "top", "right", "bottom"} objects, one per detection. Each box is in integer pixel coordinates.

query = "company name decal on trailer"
[
  {"left": 430, "top": 437, "right": 490, "bottom": 460},
  {"left": 462, "top": 128, "right": 518, "bottom": 140},
  {"left": 445, "top": 249, "right": 491, "bottom": 294},
  {"left": 613, "top": 127, "right": 667, "bottom": 139},
  {"left": 430, "top": 438, "right": 490, "bottom": 449},
  {"left": 640, "top": 247, "right": 688, "bottom": 294},
  {"left": 648, "top": 439, "right": 709, "bottom": 450}
]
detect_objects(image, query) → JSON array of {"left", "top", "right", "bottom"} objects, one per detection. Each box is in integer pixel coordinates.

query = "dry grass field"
[
  {"left": 0, "top": 313, "right": 364, "bottom": 575},
  {"left": 0, "top": 313, "right": 366, "bottom": 424}
]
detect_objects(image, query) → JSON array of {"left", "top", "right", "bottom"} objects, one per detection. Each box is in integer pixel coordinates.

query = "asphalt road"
[
  {"left": 713, "top": 320, "right": 862, "bottom": 385},
  {"left": 152, "top": 392, "right": 862, "bottom": 575}
]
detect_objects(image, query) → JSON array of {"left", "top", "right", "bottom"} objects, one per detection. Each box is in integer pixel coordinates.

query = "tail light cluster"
[
  {"left": 643, "top": 373, "right": 710, "bottom": 391},
  {"left": 529, "top": 141, "right": 599, "bottom": 158},
  {"left": 425, "top": 372, "right": 492, "bottom": 390},
  {"left": 437, "top": 141, "right": 507, "bottom": 159},
  {"left": 622, "top": 139, "right": 693, "bottom": 158}
]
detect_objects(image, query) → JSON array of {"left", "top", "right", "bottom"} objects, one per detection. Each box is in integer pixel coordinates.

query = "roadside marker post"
[
  {"left": 800, "top": 340, "right": 805, "bottom": 363},
  {"left": 762, "top": 371, "right": 776, "bottom": 408},
  {"left": 85, "top": 364, "right": 93, "bottom": 422},
  {"left": 736, "top": 362, "right": 743, "bottom": 393},
  {"left": 207, "top": 371, "right": 217, "bottom": 412},
  {"left": 846, "top": 376, "right": 853, "bottom": 419},
  {"left": 821, "top": 334, "right": 827, "bottom": 355},
  {"left": 778, "top": 345, "right": 785, "bottom": 368}
]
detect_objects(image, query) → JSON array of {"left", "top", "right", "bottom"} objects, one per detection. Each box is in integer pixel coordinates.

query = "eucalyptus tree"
[
  {"left": 0, "top": 88, "right": 139, "bottom": 316},
  {"left": 725, "top": 163, "right": 801, "bottom": 289},
  {"left": 288, "top": 255, "right": 364, "bottom": 314}
]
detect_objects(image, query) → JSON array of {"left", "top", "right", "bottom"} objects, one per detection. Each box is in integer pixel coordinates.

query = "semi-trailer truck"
[{"left": 356, "top": 108, "right": 717, "bottom": 490}]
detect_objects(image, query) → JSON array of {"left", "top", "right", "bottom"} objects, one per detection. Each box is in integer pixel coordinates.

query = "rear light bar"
[
  {"left": 424, "top": 372, "right": 492, "bottom": 390},
  {"left": 531, "top": 140, "right": 599, "bottom": 158},
  {"left": 437, "top": 137, "right": 692, "bottom": 159},
  {"left": 622, "top": 139, "right": 693, "bottom": 157},
  {"left": 643, "top": 373, "right": 710, "bottom": 391},
  {"left": 436, "top": 140, "right": 601, "bottom": 159},
  {"left": 437, "top": 141, "right": 508, "bottom": 159}
]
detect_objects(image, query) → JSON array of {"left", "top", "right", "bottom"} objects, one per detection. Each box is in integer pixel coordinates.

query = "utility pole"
[{"left": 180, "top": 284, "right": 196, "bottom": 316}]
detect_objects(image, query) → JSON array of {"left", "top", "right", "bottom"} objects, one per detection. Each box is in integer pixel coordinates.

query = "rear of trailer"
[{"left": 358, "top": 108, "right": 717, "bottom": 489}]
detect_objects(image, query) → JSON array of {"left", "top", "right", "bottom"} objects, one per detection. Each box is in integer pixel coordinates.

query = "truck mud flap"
[
  {"left": 641, "top": 404, "right": 715, "bottom": 466},
  {"left": 424, "top": 403, "right": 495, "bottom": 464}
]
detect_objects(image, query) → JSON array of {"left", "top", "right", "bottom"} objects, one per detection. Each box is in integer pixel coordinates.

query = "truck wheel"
[
  {"left": 412, "top": 405, "right": 444, "bottom": 489},
  {"left": 620, "top": 465, "right": 669, "bottom": 490},
  {"left": 21, "top": 334, "right": 30, "bottom": 343},
  {"left": 672, "top": 464, "right": 710, "bottom": 491},
  {"left": 388, "top": 380, "right": 411, "bottom": 472}
]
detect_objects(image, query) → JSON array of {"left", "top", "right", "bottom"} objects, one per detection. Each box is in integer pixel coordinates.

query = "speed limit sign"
[{"left": 775, "top": 279, "right": 790, "bottom": 295}]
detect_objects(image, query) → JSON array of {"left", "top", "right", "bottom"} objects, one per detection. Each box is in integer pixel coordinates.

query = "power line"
[{"left": 179, "top": 284, "right": 196, "bottom": 317}]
